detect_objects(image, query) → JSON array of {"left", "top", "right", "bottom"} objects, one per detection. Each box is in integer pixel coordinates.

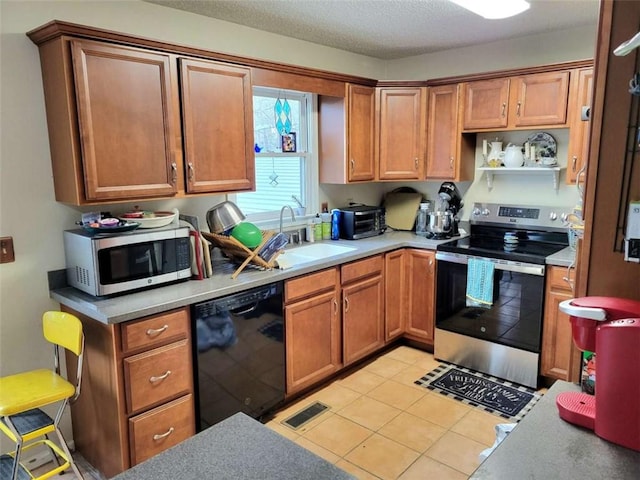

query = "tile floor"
[
  {"left": 265, "top": 345, "right": 508, "bottom": 480},
  {"left": 36, "top": 345, "right": 521, "bottom": 480}
]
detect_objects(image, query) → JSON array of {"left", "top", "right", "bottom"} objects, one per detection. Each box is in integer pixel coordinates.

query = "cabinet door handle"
[
  {"left": 146, "top": 325, "right": 168, "bottom": 337},
  {"left": 333, "top": 298, "right": 338, "bottom": 315},
  {"left": 188, "top": 162, "right": 195, "bottom": 180},
  {"left": 516, "top": 101, "right": 521, "bottom": 117},
  {"left": 149, "top": 370, "right": 172, "bottom": 383},
  {"left": 576, "top": 162, "right": 587, "bottom": 197},
  {"left": 562, "top": 261, "right": 575, "bottom": 294},
  {"left": 171, "top": 162, "right": 177, "bottom": 185},
  {"left": 344, "top": 296, "right": 350, "bottom": 313},
  {"left": 572, "top": 156, "right": 577, "bottom": 172},
  {"left": 449, "top": 156, "right": 454, "bottom": 169},
  {"left": 414, "top": 157, "right": 419, "bottom": 170},
  {"left": 501, "top": 102, "right": 506, "bottom": 118},
  {"left": 153, "top": 427, "right": 175, "bottom": 441},
  {"left": 350, "top": 158, "right": 355, "bottom": 173}
]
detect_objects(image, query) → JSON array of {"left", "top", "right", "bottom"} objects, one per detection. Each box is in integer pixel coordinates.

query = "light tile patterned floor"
[
  {"left": 266, "top": 346, "right": 507, "bottom": 480},
  {"left": 36, "top": 345, "right": 522, "bottom": 480}
]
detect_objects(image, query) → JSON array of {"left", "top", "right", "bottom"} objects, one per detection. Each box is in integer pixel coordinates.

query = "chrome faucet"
[{"left": 279, "top": 205, "right": 296, "bottom": 233}]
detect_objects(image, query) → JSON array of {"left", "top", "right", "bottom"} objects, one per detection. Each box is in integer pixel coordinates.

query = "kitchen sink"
[{"left": 277, "top": 243, "right": 357, "bottom": 266}]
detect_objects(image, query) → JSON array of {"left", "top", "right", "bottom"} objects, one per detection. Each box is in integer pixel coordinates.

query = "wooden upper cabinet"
[
  {"left": 426, "top": 84, "right": 474, "bottom": 181},
  {"left": 462, "top": 71, "right": 570, "bottom": 131},
  {"left": 71, "top": 40, "right": 178, "bottom": 201},
  {"left": 377, "top": 87, "right": 426, "bottom": 180},
  {"left": 427, "top": 85, "right": 458, "bottom": 178},
  {"left": 566, "top": 67, "right": 594, "bottom": 184},
  {"left": 179, "top": 58, "right": 255, "bottom": 193},
  {"left": 462, "top": 78, "right": 510, "bottom": 130},
  {"left": 347, "top": 85, "right": 376, "bottom": 181},
  {"left": 318, "top": 84, "right": 375, "bottom": 183},
  {"left": 510, "top": 71, "right": 570, "bottom": 127}
]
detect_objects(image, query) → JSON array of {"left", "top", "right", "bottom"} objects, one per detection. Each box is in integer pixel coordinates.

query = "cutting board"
[{"left": 383, "top": 192, "right": 422, "bottom": 230}]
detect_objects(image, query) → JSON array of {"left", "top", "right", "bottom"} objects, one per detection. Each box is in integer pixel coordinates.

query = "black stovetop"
[{"left": 437, "top": 224, "right": 569, "bottom": 265}]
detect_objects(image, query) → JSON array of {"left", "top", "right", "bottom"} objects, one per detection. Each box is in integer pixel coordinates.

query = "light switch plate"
[{"left": 0, "top": 236, "right": 15, "bottom": 263}]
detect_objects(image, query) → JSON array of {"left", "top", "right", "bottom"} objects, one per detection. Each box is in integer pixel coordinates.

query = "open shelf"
[{"left": 478, "top": 166, "right": 564, "bottom": 191}]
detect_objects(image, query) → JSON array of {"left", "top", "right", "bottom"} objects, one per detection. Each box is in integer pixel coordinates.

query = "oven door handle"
[{"left": 435, "top": 252, "right": 545, "bottom": 276}]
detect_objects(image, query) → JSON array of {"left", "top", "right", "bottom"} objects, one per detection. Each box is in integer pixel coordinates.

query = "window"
[{"left": 234, "top": 87, "right": 317, "bottom": 221}]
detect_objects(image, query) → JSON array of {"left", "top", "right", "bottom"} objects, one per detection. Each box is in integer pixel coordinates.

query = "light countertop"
[
  {"left": 111, "top": 412, "right": 356, "bottom": 480},
  {"left": 50, "top": 230, "right": 574, "bottom": 324},
  {"left": 471, "top": 381, "right": 640, "bottom": 479}
]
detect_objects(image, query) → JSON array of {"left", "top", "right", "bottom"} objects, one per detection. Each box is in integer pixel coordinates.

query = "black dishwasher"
[{"left": 192, "top": 282, "right": 285, "bottom": 431}]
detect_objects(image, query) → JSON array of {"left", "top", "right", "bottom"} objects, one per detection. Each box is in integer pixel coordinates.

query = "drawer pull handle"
[
  {"left": 153, "top": 427, "right": 175, "bottom": 441},
  {"left": 146, "top": 325, "right": 169, "bottom": 337},
  {"left": 149, "top": 370, "right": 172, "bottom": 383}
]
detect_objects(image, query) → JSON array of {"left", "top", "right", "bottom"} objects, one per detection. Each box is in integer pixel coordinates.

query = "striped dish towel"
[{"left": 466, "top": 258, "right": 495, "bottom": 308}]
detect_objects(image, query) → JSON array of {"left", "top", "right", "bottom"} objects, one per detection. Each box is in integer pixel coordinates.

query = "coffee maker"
[
  {"left": 557, "top": 296, "right": 640, "bottom": 452},
  {"left": 437, "top": 182, "right": 463, "bottom": 237}
]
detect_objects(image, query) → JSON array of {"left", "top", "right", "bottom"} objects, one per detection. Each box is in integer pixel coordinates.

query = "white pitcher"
[{"left": 503, "top": 143, "right": 525, "bottom": 168}]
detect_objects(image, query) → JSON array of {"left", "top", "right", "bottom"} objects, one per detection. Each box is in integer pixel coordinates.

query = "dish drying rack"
[{"left": 200, "top": 230, "right": 284, "bottom": 279}]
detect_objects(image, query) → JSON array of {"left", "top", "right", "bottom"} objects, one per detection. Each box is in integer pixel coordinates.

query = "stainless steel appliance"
[
  {"left": 337, "top": 205, "right": 386, "bottom": 239},
  {"left": 434, "top": 203, "right": 569, "bottom": 388},
  {"left": 63, "top": 225, "right": 192, "bottom": 297},
  {"left": 429, "top": 182, "right": 463, "bottom": 239},
  {"left": 192, "top": 282, "right": 285, "bottom": 431}
]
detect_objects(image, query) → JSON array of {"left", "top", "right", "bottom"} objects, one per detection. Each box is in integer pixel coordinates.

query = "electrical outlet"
[{"left": 0, "top": 236, "right": 15, "bottom": 263}]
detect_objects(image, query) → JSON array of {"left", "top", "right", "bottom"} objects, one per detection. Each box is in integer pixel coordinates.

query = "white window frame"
[{"left": 230, "top": 87, "right": 318, "bottom": 226}]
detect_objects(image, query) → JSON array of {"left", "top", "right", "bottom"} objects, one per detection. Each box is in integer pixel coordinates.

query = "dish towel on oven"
[{"left": 466, "top": 258, "right": 495, "bottom": 308}]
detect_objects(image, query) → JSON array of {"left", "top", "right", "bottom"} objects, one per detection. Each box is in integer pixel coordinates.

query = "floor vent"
[{"left": 282, "top": 401, "right": 330, "bottom": 430}]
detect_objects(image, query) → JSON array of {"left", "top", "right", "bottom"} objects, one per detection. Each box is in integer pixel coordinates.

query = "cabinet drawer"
[
  {"left": 285, "top": 267, "right": 338, "bottom": 303},
  {"left": 547, "top": 265, "right": 573, "bottom": 291},
  {"left": 124, "top": 339, "right": 192, "bottom": 414},
  {"left": 129, "top": 394, "right": 195, "bottom": 466},
  {"left": 341, "top": 254, "right": 383, "bottom": 284},
  {"left": 121, "top": 308, "right": 190, "bottom": 353}
]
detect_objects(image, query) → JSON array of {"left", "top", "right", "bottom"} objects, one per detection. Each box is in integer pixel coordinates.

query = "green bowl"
[{"left": 230, "top": 222, "right": 262, "bottom": 249}]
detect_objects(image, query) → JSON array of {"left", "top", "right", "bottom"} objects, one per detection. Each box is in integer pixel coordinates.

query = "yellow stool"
[{"left": 0, "top": 311, "right": 85, "bottom": 480}]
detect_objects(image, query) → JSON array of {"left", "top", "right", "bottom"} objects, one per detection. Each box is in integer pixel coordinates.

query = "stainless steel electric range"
[{"left": 434, "top": 202, "right": 570, "bottom": 388}]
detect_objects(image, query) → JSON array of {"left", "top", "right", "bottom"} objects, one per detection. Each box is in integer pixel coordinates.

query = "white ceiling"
[{"left": 144, "top": 0, "right": 600, "bottom": 60}]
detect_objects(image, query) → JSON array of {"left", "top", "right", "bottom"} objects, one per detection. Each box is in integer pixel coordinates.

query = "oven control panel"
[{"left": 470, "top": 203, "right": 567, "bottom": 230}]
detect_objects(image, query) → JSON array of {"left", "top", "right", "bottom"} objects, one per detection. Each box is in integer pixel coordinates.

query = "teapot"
[{"left": 503, "top": 143, "right": 525, "bottom": 168}]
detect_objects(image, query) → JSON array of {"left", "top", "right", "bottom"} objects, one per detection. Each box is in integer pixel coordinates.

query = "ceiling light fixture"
[{"left": 449, "top": 0, "right": 530, "bottom": 20}]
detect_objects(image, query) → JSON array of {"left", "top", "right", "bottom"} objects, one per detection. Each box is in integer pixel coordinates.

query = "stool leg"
[
  {"left": 44, "top": 433, "right": 63, "bottom": 468},
  {"left": 4, "top": 418, "right": 24, "bottom": 480},
  {"left": 53, "top": 428, "right": 83, "bottom": 479}
]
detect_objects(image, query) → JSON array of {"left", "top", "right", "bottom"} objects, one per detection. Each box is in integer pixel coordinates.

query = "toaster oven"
[{"left": 337, "top": 206, "right": 386, "bottom": 240}]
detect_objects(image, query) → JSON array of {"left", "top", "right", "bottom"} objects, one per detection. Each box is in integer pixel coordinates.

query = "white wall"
[{"left": 0, "top": 0, "right": 597, "bottom": 453}]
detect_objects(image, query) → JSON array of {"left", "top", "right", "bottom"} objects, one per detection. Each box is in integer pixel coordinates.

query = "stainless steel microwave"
[{"left": 63, "top": 226, "right": 192, "bottom": 297}]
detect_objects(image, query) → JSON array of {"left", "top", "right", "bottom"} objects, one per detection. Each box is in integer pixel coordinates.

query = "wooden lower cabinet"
[
  {"left": 341, "top": 255, "right": 385, "bottom": 365},
  {"left": 128, "top": 394, "right": 194, "bottom": 465},
  {"left": 63, "top": 306, "right": 195, "bottom": 478},
  {"left": 284, "top": 268, "right": 341, "bottom": 395},
  {"left": 404, "top": 249, "right": 436, "bottom": 344},
  {"left": 541, "top": 266, "right": 581, "bottom": 382},
  {"left": 384, "top": 250, "right": 406, "bottom": 341}
]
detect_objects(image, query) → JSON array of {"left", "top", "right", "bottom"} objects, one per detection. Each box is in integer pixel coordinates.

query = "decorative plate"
[
  {"left": 82, "top": 222, "right": 140, "bottom": 234},
  {"left": 527, "top": 132, "right": 557, "bottom": 161}
]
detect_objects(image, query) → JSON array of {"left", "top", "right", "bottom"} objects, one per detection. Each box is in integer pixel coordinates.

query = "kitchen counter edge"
[
  {"left": 50, "top": 231, "right": 575, "bottom": 324},
  {"left": 471, "top": 380, "right": 640, "bottom": 479},
  {"left": 50, "top": 231, "right": 448, "bottom": 324}
]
